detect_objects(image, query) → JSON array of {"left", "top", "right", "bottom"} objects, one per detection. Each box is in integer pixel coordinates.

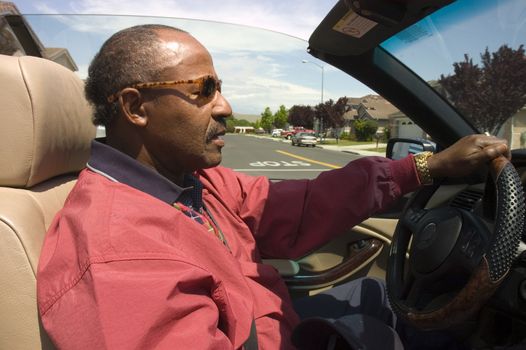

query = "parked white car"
[
  {"left": 271, "top": 129, "right": 283, "bottom": 137},
  {"left": 291, "top": 132, "right": 317, "bottom": 147}
]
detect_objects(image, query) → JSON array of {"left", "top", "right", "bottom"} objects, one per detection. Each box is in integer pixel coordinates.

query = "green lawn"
[{"left": 364, "top": 147, "right": 387, "bottom": 153}]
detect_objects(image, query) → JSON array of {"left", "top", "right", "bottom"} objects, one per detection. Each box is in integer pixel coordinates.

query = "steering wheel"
[{"left": 386, "top": 155, "right": 525, "bottom": 330}]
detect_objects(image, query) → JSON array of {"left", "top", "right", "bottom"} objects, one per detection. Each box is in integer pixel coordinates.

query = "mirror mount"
[{"left": 344, "top": 0, "right": 406, "bottom": 26}]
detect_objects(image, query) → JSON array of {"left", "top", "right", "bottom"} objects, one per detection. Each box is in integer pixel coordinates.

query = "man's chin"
[
  {"left": 202, "top": 154, "right": 222, "bottom": 169},
  {"left": 189, "top": 149, "right": 222, "bottom": 171}
]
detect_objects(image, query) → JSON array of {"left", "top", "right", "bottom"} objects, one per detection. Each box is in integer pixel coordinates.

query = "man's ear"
[{"left": 118, "top": 88, "right": 148, "bottom": 127}]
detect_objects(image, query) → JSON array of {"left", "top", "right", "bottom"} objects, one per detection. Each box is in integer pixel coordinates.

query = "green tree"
[
  {"left": 288, "top": 105, "right": 315, "bottom": 129},
  {"left": 273, "top": 105, "right": 288, "bottom": 129},
  {"left": 438, "top": 44, "right": 526, "bottom": 135},
  {"left": 260, "top": 107, "right": 274, "bottom": 132},
  {"left": 353, "top": 119, "right": 378, "bottom": 141},
  {"left": 226, "top": 118, "right": 236, "bottom": 133}
]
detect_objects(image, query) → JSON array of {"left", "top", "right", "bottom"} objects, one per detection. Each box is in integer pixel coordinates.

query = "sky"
[
  {"left": 381, "top": 0, "right": 526, "bottom": 82},
  {"left": 11, "top": 0, "right": 523, "bottom": 117},
  {"left": 14, "top": 0, "right": 332, "bottom": 41},
  {"left": 12, "top": 0, "right": 377, "bottom": 116}
]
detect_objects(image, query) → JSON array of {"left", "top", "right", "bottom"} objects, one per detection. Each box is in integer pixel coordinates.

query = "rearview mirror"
[{"left": 386, "top": 138, "right": 436, "bottom": 160}]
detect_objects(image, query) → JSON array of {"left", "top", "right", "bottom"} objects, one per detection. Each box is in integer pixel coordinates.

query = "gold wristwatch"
[{"left": 413, "top": 151, "right": 433, "bottom": 185}]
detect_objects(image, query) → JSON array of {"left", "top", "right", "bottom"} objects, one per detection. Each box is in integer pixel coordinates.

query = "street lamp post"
[{"left": 302, "top": 60, "right": 324, "bottom": 135}]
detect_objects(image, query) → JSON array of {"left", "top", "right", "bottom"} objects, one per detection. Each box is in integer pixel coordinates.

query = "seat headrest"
[{"left": 0, "top": 55, "right": 95, "bottom": 188}]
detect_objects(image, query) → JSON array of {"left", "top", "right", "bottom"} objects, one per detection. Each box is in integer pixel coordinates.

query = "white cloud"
[
  {"left": 28, "top": 0, "right": 334, "bottom": 40},
  {"left": 20, "top": 0, "right": 374, "bottom": 114},
  {"left": 225, "top": 76, "right": 324, "bottom": 114},
  {"left": 74, "top": 63, "right": 89, "bottom": 79},
  {"left": 216, "top": 53, "right": 351, "bottom": 114},
  {"left": 215, "top": 53, "right": 307, "bottom": 113},
  {"left": 28, "top": 14, "right": 310, "bottom": 54},
  {"left": 70, "top": 25, "right": 328, "bottom": 114}
]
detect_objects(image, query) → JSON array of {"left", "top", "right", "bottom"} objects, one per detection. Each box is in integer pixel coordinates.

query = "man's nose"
[{"left": 212, "top": 92, "right": 232, "bottom": 120}]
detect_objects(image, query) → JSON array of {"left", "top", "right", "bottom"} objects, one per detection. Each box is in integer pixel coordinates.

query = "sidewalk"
[{"left": 249, "top": 134, "right": 386, "bottom": 156}]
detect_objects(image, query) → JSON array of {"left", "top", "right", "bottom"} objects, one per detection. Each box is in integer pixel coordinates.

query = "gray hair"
[{"left": 85, "top": 24, "right": 187, "bottom": 126}]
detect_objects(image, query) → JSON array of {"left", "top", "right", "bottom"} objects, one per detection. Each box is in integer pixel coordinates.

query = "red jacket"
[{"left": 37, "top": 153, "right": 420, "bottom": 349}]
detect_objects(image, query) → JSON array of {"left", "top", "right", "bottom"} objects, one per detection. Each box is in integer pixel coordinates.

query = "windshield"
[
  {"left": 1, "top": 11, "right": 389, "bottom": 180},
  {"left": 381, "top": 0, "right": 526, "bottom": 150},
  {"left": 6, "top": 14, "right": 370, "bottom": 117}
]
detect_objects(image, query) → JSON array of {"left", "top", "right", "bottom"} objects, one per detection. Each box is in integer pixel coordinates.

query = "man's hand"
[{"left": 427, "top": 134, "right": 510, "bottom": 178}]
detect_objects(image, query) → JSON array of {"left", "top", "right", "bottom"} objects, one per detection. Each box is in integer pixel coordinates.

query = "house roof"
[
  {"left": 43, "top": 47, "right": 79, "bottom": 71},
  {"left": 344, "top": 94, "right": 401, "bottom": 120},
  {"left": 0, "top": 2, "right": 79, "bottom": 72},
  {"left": 0, "top": 1, "right": 18, "bottom": 15}
]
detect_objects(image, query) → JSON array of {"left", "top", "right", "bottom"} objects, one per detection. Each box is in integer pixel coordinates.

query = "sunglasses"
[{"left": 107, "top": 75, "right": 222, "bottom": 103}]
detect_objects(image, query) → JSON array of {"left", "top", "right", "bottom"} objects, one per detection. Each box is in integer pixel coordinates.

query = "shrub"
[{"left": 353, "top": 119, "right": 378, "bottom": 141}]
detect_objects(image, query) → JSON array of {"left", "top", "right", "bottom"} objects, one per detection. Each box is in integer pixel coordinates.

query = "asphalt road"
[{"left": 220, "top": 134, "right": 363, "bottom": 180}]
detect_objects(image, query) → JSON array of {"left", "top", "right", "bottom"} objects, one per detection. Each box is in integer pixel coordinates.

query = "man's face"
[{"left": 140, "top": 30, "right": 232, "bottom": 175}]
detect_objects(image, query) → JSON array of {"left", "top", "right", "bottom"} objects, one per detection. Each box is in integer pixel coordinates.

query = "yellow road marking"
[{"left": 276, "top": 150, "right": 341, "bottom": 169}]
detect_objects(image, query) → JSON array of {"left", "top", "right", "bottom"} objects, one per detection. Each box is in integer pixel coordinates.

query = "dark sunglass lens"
[{"left": 202, "top": 77, "right": 217, "bottom": 97}]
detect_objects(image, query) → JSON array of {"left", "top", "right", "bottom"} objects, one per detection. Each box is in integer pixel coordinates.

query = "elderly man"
[{"left": 37, "top": 24, "right": 509, "bottom": 349}]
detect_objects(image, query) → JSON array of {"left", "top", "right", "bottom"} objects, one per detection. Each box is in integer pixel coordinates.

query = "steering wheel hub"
[{"left": 411, "top": 209, "right": 462, "bottom": 274}]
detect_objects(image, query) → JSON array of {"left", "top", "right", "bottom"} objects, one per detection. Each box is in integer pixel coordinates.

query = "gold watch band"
[{"left": 413, "top": 151, "right": 433, "bottom": 185}]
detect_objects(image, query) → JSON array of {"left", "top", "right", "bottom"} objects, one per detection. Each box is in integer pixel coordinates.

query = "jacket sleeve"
[
  {"left": 240, "top": 155, "right": 421, "bottom": 259},
  {"left": 40, "top": 259, "right": 236, "bottom": 350}
]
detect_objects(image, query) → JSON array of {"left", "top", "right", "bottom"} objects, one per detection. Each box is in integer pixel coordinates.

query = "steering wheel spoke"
[
  {"left": 403, "top": 261, "right": 457, "bottom": 311},
  {"left": 402, "top": 273, "right": 427, "bottom": 308},
  {"left": 400, "top": 208, "right": 427, "bottom": 235}
]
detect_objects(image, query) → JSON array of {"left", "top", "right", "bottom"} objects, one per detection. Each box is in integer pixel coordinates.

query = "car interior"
[
  {"left": 1, "top": 0, "right": 526, "bottom": 349},
  {"left": 301, "top": 0, "right": 526, "bottom": 348},
  {"left": 0, "top": 54, "right": 95, "bottom": 349}
]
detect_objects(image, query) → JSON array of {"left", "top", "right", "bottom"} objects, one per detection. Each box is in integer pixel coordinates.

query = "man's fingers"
[
  {"left": 481, "top": 143, "right": 510, "bottom": 161},
  {"left": 474, "top": 136, "right": 507, "bottom": 148},
  {"left": 428, "top": 135, "right": 510, "bottom": 179}
]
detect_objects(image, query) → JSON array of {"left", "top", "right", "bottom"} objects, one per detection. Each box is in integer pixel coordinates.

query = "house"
[
  {"left": 499, "top": 106, "right": 526, "bottom": 149},
  {"left": 347, "top": 95, "right": 399, "bottom": 129},
  {"left": 388, "top": 111, "right": 428, "bottom": 139},
  {"left": 342, "top": 94, "right": 426, "bottom": 139},
  {"left": 0, "top": 1, "right": 78, "bottom": 71},
  {"left": 234, "top": 126, "right": 255, "bottom": 134}
]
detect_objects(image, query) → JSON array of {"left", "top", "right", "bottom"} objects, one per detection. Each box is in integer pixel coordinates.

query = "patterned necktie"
[{"left": 173, "top": 202, "right": 229, "bottom": 248}]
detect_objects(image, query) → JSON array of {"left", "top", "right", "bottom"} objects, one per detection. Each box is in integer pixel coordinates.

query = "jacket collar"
[{"left": 86, "top": 139, "right": 203, "bottom": 209}]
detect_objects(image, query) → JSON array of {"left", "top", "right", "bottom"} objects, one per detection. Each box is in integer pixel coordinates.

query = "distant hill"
[{"left": 233, "top": 113, "right": 259, "bottom": 123}]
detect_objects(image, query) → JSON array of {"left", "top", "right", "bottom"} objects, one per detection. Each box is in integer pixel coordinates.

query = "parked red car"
[{"left": 281, "top": 127, "right": 315, "bottom": 139}]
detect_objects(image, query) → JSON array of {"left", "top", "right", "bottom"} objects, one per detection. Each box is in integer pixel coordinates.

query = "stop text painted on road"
[
  {"left": 276, "top": 150, "right": 341, "bottom": 169},
  {"left": 249, "top": 161, "right": 311, "bottom": 167}
]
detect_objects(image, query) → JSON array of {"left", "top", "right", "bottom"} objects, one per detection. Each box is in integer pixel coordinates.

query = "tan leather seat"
[{"left": 0, "top": 54, "right": 95, "bottom": 349}]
